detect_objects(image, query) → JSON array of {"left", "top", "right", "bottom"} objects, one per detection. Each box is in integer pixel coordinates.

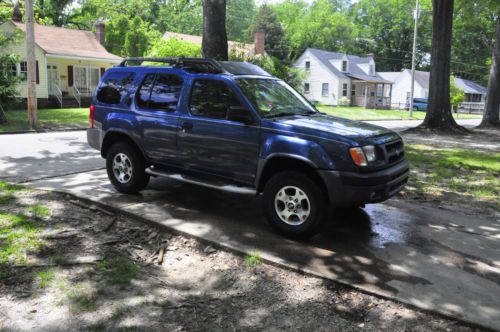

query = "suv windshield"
[{"left": 236, "top": 78, "right": 317, "bottom": 118}]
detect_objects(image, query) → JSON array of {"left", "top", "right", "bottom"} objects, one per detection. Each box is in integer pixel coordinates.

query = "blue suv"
[
  {"left": 405, "top": 98, "right": 428, "bottom": 112},
  {"left": 87, "top": 58, "right": 409, "bottom": 239}
]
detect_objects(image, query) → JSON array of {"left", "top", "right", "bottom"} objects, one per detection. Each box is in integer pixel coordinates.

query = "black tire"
[
  {"left": 263, "top": 171, "right": 327, "bottom": 240},
  {"left": 106, "top": 142, "right": 150, "bottom": 194},
  {"left": 413, "top": 106, "right": 418, "bottom": 112}
]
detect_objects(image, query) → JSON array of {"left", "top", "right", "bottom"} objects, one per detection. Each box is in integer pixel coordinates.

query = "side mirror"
[{"left": 227, "top": 106, "right": 253, "bottom": 125}]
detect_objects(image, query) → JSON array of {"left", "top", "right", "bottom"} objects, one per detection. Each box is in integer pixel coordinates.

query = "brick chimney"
[
  {"left": 95, "top": 19, "right": 105, "bottom": 46},
  {"left": 254, "top": 29, "right": 265, "bottom": 56}
]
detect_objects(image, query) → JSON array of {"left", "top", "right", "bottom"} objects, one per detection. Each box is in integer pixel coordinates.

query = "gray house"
[{"left": 294, "top": 48, "right": 392, "bottom": 108}]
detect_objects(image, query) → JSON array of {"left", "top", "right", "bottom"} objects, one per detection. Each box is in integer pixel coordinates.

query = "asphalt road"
[{"left": 1, "top": 117, "right": 498, "bottom": 330}]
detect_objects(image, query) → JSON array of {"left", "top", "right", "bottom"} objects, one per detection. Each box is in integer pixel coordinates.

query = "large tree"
[
  {"left": 480, "top": 16, "right": 500, "bottom": 128},
  {"left": 251, "top": 4, "right": 288, "bottom": 60},
  {"left": 421, "top": 0, "right": 464, "bottom": 132},
  {"left": 202, "top": 0, "right": 228, "bottom": 60}
]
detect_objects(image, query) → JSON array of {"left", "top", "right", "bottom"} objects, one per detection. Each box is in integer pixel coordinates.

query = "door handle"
[{"left": 181, "top": 122, "right": 193, "bottom": 131}]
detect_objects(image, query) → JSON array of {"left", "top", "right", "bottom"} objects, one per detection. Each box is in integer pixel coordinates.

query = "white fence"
[{"left": 389, "top": 101, "right": 484, "bottom": 114}]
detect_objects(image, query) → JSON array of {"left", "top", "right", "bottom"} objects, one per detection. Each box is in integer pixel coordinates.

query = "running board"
[{"left": 145, "top": 167, "right": 256, "bottom": 195}]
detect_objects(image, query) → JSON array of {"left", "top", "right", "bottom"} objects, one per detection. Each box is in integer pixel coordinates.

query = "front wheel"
[
  {"left": 106, "top": 142, "right": 150, "bottom": 194},
  {"left": 263, "top": 171, "right": 327, "bottom": 240}
]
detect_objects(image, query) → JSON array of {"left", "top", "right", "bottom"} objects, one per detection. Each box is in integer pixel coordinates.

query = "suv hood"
[{"left": 269, "top": 114, "right": 394, "bottom": 140}]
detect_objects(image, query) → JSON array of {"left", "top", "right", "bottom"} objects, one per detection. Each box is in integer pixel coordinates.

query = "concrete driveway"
[{"left": 1, "top": 117, "right": 498, "bottom": 330}]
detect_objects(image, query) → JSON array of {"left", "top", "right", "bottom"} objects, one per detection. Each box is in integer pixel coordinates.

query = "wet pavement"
[{"left": 25, "top": 171, "right": 500, "bottom": 331}]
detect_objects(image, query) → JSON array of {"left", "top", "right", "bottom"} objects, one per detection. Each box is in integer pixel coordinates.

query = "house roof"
[
  {"left": 299, "top": 48, "right": 391, "bottom": 84},
  {"left": 454, "top": 77, "right": 487, "bottom": 94},
  {"left": 380, "top": 69, "right": 487, "bottom": 95},
  {"left": 163, "top": 31, "right": 255, "bottom": 56},
  {"left": 12, "top": 21, "right": 122, "bottom": 61}
]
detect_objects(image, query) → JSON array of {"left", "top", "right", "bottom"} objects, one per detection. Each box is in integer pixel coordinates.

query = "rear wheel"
[
  {"left": 106, "top": 142, "right": 149, "bottom": 194},
  {"left": 263, "top": 171, "right": 327, "bottom": 240},
  {"left": 413, "top": 106, "right": 419, "bottom": 112}
]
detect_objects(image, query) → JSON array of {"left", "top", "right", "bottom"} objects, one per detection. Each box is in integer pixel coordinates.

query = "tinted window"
[
  {"left": 136, "top": 74, "right": 155, "bottom": 108},
  {"left": 96, "top": 72, "right": 135, "bottom": 104},
  {"left": 150, "top": 74, "right": 183, "bottom": 111},
  {"left": 189, "top": 80, "right": 241, "bottom": 119}
]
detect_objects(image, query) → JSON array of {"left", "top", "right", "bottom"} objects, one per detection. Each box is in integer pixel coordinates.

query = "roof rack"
[{"left": 118, "top": 57, "right": 227, "bottom": 74}]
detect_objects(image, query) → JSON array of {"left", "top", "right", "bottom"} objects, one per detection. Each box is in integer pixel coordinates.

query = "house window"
[
  {"left": 342, "top": 83, "right": 348, "bottom": 97},
  {"left": 377, "top": 84, "right": 383, "bottom": 97},
  {"left": 305, "top": 61, "right": 310, "bottom": 72},
  {"left": 9, "top": 64, "right": 17, "bottom": 77},
  {"left": 351, "top": 84, "right": 356, "bottom": 96},
  {"left": 322, "top": 83, "right": 329, "bottom": 97},
  {"left": 369, "top": 64, "right": 375, "bottom": 76},
  {"left": 19, "top": 61, "right": 28, "bottom": 81},
  {"left": 342, "top": 60, "right": 348, "bottom": 72},
  {"left": 406, "top": 91, "right": 411, "bottom": 100},
  {"left": 304, "top": 83, "right": 310, "bottom": 94}
]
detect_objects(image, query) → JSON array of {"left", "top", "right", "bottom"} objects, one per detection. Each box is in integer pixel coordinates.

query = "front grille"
[{"left": 384, "top": 140, "right": 405, "bottom": 164}]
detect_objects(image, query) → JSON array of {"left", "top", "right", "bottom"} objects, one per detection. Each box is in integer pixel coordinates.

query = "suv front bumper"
[{"left": 319, "top": 159, "right": 409, "bottom": 207}]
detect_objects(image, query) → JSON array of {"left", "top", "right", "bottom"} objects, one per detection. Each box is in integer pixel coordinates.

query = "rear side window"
[
  {"left": 150, "top": 74, "right": 183, "bottom": 111},
  {"left": 137, "top": 74, "right": 155, "bottom": 108},
  {"left": 96, "top": 72, "right": 135, "bottom": 104},
  {"left": 136, "top": 73, "right": 183, "bottom": 111},
  {"left": 189, "top": 79, "right": 241, "bottom": 119}
]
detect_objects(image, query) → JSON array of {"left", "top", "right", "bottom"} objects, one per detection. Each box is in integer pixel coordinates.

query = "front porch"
[
  {"left": 350, "top": 81, "right": 392, "bottom": 109},
  {"left": 46, "top": 56, "right": 116, "bottom": 108}
]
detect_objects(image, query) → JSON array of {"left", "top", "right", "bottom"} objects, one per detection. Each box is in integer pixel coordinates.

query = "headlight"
[
  {"left": 350, "top": 145, "right": 377, "bottom": 166},
  {"left": 349, "top": 147, "right": 367, "bottom": 166},
  {"left": 363, "top": 145, "right": 377, "bottom": 162}
]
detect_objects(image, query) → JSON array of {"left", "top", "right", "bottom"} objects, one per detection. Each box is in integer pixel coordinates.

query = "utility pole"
[
  {"left": 25, "top": 0, "right": 38, "bottom": 128},
  {"left": 409, "top": 0, "right": 419, "bottom": 118}
]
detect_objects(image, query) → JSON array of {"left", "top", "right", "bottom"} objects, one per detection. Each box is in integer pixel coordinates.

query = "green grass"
[
  {"left": 97, "top": 256, "right": 140, "bottom": 286},
  {"left": 35, "top": 268, "right": 56, "bottom": 288},
  {"left": 317, "top": 106, "right": 482, "bottom": 121},
  {"left": 26, "top": 205, "right": 50, "bottom": 219},
  {"left": 405, "top": 144, "right": 500, "bottom": 206},
  {"left": 245, "top": 251, "right": 262, "bottom": 268},
  {"left": 0, "top": 108, "right": 88, "bottom": 132},
  {"left": 0, "top": 182, "right": 26, "bottom": 205},
  {"left": 0, "top": 211, "right": 45, "bottom": 264}
]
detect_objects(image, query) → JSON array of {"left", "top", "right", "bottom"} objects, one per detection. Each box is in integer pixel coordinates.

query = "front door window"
[{"left": 47, "top": 64, "right": 59, "bottom": 95}]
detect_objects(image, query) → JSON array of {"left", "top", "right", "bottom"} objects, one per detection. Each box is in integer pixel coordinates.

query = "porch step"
[{"left": 49, "top": 97, "right": 91, "bottom": 108}]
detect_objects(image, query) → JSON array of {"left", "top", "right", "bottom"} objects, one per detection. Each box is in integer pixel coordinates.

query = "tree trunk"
[
  {"left": 479, "top": 16, "right": 500, "bottom": 128},
  {"left": 421, "top": 0, "right": 464, "bottom": 132},
  {"left": 202, "top": 0, "right": 228, "bottom": 61}
]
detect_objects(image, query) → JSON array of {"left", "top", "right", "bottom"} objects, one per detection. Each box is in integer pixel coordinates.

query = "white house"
[
  {"left": 0, "top": 20, "right": 122, "bottom": 108},
  {"left": 379, "top": 69, "right": 488, "bottom": 106},
  {"left": 294, "top": 48, "right": 392, "bottom": 108}
]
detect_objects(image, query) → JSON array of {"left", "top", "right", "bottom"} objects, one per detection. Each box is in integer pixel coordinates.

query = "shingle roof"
[
  {"left": 301, "top": 48, "right": 391, "bottom": 83},
  {"left": 380, "top": 69, "right": 487, "bottom": 95},
  {"left": 13, "top": 21, "right": 122, "bottom": 61},
  {"left": 454, "top": 77, "right": 487, "bottom": 94}
]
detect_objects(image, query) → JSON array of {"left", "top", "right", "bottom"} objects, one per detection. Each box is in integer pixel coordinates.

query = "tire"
[
  {"left": 413, "top": 106, "right": 418, "bottom": 112},
  {"left": 263, "top": 171, "right": 327, "bottom": 240},
  {"left": 106, "top": 141, "right": 150, "bottom": 194}
]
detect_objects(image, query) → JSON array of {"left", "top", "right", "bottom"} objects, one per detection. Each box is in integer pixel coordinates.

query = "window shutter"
[
  {"left": 68, "top": 65, "right": 73, "bottom": 87},
  {"left": 35, "top": 61, "right": 39, "bottom": 84},
  {"left": 100, "top": 67, "right": 106, "bottom": 76}
]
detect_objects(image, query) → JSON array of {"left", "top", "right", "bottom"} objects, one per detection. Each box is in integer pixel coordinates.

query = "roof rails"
[{"left": 118, "top": 57, "right": 227, "bottom": 74}]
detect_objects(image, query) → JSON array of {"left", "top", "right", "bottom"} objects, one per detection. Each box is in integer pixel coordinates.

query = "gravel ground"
[{"left": 0, "top": 188, "right": 484, "bottom": 331}]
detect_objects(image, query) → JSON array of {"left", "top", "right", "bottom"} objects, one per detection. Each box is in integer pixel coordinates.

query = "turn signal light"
[
  {"left": 349, "top": 147, "right": 368, "bottom": 167},
  {"left": 89, "top": 105, "right": 95, "bottom": 128}
]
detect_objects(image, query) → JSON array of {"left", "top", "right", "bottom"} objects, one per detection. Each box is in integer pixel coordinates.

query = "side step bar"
[{"left": 145, "top": 167, "right": 256, "bottom": 195}]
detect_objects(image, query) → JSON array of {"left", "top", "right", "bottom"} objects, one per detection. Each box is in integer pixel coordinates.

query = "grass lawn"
[
  {"left": 404, "top": 144, "right": 499, "bottom": 215},
  {"left": 0, "top": 108, "right": 88, "bottom": 133},
  {"left": 317, "top": 106, "right": 483, "bottom": 121}
]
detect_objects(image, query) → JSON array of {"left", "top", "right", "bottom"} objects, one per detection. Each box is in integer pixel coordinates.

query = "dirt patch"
[{"left": 0, "top": 188, "right": 484, "bottom": 331}]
